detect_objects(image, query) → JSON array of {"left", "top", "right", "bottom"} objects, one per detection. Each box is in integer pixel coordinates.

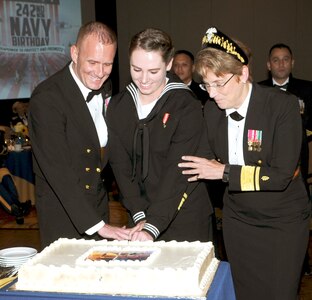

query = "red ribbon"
[{"left": 162, "top": 113, "right": 170, "bottom": 128}]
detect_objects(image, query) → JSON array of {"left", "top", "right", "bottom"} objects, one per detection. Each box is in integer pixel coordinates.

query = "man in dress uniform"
[{"left": 29, "top": 22, "right": 130, "bottom": 248}]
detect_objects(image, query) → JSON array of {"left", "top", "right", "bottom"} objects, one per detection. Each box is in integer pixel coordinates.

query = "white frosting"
[{"left": 16, "top": 238, "right": 219, "bottom": 297}]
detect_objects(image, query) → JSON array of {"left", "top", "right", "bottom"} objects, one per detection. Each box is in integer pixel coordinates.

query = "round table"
[{"left": 5, "top": 149, "right": 35, "bottom": 204}]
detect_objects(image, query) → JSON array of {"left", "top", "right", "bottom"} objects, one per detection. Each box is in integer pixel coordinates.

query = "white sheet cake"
[{"left": 16, "top": 238, "right": 219, "bottom": 297}]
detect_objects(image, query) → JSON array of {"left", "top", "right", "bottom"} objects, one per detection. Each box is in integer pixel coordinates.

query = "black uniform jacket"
[
  {"left": 200, "top": 83, "right": 310, "bottom": 223},
  {"left": 107, "top": 73, "right": 213, "bottom": 240},
  {"left": 259, "top": 74, "right": 312, "bottom": 185},
  {"left": 28, "top": 64, "right": 111, "bottom": 245},
  {"left": 259, "top": 74, "right": 312, "bottom": 130}
]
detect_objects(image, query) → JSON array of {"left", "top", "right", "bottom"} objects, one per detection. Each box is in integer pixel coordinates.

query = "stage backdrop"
[{"left": 0, "top": 0, "right": 82, "bottom": 100}]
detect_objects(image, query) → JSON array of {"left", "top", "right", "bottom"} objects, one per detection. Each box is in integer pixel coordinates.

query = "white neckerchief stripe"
[{"left": 126, "top": 81, "right": 191, "bottom": 115}]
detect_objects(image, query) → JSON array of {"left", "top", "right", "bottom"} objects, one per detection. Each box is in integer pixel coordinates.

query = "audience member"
[
  {"left": 0, "top": 128, "right": 31, "bottom": 224},
  {"left": 259, "top": 44, "right": 312, "bottom": 275},
  {"left": 106, "top": 28, "right": 213, "bottom": 242},
  {"left": 259, "top": 43, "right": 312, "bottom": 182},
  {"left": 28, "top": 21, "right": 130, "bottom": 247},
  {"left": 172, "top": 49, "right": 209, "bottom": 106},
  {"left": 178, "top": 27, "right": 311, "bottom": 299},
  {"left": 11, "top": 101, "right": 29, "bottom": 127},
  {"left": 258, "top": 43, "right": 312, "bottom": 126}
]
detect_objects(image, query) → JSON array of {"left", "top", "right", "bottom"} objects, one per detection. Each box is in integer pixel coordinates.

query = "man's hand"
[
  {"left": 98, "top": 224, "right": 132, "bottom": 240},
  {"left": 131, "top": 230, "right": 153, "bottom": 241}
]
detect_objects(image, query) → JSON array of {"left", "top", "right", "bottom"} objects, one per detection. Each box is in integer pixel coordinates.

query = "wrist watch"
[{"left": 222, "top": 164, "right": 230, "bottom": 182}]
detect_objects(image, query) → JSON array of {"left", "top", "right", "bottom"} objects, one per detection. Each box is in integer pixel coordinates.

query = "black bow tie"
[
  {"left": 229, "top": 111, "right": 244, "bottom": 121},
  {"left": 274, "top": 83, "right": 288, "bottom": 90},
  {"left": 86, "top": 88, "right": 103, "bottom": 103}
]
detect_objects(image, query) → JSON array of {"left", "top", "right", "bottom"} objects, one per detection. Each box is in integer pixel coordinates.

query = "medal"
[
  {"left": 248, "top": 129, "right": 262, "bottom": 151},
  {"left": 162, "top": 113, "right": 170, "bottom": 128}
]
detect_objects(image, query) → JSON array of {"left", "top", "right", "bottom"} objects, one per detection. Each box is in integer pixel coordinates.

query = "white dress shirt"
[
  {"left": 69, "top": 62, "right": 108, "bottom": 147},
  {"left": 69, "top": 63, "right": 106, "bottom": 234},
  {"left": 226, "top": 83, "right": 252, "bottom": 166}
]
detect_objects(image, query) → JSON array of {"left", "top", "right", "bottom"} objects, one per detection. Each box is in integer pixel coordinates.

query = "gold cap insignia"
[{"left": 202, "top": 27, "right": 248, "bottom": 65}]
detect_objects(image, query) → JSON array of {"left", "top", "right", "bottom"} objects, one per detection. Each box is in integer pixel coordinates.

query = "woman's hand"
[
  {"left": 127, "top": 220, "right": 146, "bottom": 238},
  {"left": 131, "top": 230, "right": 153, "bottom": 241},
  {"left": 178, "top": 156, "right": 225, "bottom": 181}
]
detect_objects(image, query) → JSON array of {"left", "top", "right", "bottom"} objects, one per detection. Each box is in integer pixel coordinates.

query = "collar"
[
  {"left": 69, "top": 62, "right": 93, "bottom": 101},
  {"left": 226, "top": 83, "right": 252, "bottom": 118},
  {"left": 127, "top": 75, "right": 190, "bottom": 110},
  {"left": 186, "top": 80, "right": 192, "bottom": 86},
  {"left": 272, "top": 77, "right": 289, "bottom": 86}
]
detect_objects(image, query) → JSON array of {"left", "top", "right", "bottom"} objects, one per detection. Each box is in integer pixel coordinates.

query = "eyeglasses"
[{"left": 199, "top": 74, "right": 235, "bottom": 91}]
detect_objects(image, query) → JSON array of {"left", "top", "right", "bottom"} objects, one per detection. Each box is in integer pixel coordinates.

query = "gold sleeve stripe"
[
  {"left": 240, "top": 166, "right": 255, "bottom": 191},
  {"left": 240, "top": 166, "right": 261, "bottom": 191},
  {"left": 255, "top": 166, "right": 260, "bottom": 191}
]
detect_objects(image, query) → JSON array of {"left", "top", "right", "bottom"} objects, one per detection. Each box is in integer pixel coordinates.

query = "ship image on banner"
[{"left": 0, "top": 0, "right": 82, "bottom": 99}]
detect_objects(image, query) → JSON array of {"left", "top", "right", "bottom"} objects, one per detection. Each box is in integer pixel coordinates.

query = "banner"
[{"left": 0, "top": 0, "right": 81, "bottom": 99}]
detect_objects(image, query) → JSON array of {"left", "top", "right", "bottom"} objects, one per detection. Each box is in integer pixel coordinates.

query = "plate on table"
[
  {"left": 0, "top": 247, "right": 37, "bottom": 260},
  {"left": 0, "top": 247, "right": 37, "bottom": 267}
]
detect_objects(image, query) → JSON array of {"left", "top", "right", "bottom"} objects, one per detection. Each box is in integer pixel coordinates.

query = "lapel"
[
  {"left": 62, "top": 67, "right": 101, "bottom": 149},
  {"left": 101, "top": 80, "right": 112, "bottom": 117},
  {"left": 243, "top": 84, "right": 264, "bottom": 162},
  {"left": 218, "top": 111, "right": 229, "bottom": 162}
]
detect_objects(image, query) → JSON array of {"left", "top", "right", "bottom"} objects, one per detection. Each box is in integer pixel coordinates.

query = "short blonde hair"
[{"left": 195, "top": 39, "right": 253, "bottom": 82}]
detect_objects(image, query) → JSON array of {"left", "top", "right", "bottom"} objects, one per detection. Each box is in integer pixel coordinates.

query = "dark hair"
[
  {"left": 76, "top": 21, "right": 117, "bottom": 46},
  {"left": 129, "top": 28, "right": 175, "bottom": 65},
  {"left": 174, "top": 50, "right": 194, "bottom": 62},
  {"left": 269, "top": 43, "right": 293, "bottom": 57}
]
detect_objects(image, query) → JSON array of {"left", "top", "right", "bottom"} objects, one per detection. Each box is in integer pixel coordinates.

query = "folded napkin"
[{"left": 0, "top": 276, "right": 17, "bottom": 289}]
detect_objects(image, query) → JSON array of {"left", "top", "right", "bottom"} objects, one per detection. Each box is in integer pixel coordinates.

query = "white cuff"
[
  {"left": 133, "top": 211, "right": 146, "bottom": 223},
  {"left": 85, "top": 220, "right": 105, "bottom": 235}
]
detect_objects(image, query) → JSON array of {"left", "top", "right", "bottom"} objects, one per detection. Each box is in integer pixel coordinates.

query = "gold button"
[
  {"left": 86, "top": 149, "right": 91, "bottom": 153},
  {"left": 85, "top": 185, "right": 90, "bottom": 189},
  {"left": 85, "top": 167, "right": 90, "bottom": 172},
  {"left": 257, "top": 160, "right": 262, "bottom": 165},
  {"left": 96, "top": 168, "right": 101, "bottom": 173}
]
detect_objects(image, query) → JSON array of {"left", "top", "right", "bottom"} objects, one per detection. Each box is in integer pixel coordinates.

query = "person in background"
[
  {"left": 106, "top": 28, "right": 213, "bottom": 242},
  {"left": 11, "top": 101, "right": 29, "bottom": 127},
  {"left": 259, "top": 43, "right": 312, "bottom": 275},
  {"left": 258, "top": 43, "right": 312, "bottom": 186},
  {"left": 28, "top": 21, "right": 130, "bottom": 248},
  {"left": 0, "top": 128, "right": 31, "bottom": 224},
  {"left": 258, "top": 43, "right": 312, "bottom": 123},
  {"left": 172, "top": 49, "right": 209, "bottom": 106},
  {"left": 178, "top": 27, "right": 311, "bottom": 299}
]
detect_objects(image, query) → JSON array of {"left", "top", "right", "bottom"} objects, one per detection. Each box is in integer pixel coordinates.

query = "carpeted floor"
[{"left": 0, "top": 206, "right": 38, "bottom": 229}]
